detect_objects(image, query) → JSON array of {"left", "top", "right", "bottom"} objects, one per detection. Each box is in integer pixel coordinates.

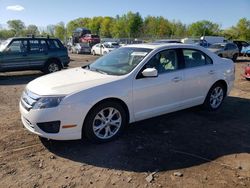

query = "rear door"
[
  {"left": 27, "top": 39, "right": 48, "bottom": 68},
  {"left": 1, "top": 39, "right": 29, "bottom": 71},
  {"left": 181, "top": 48, "right": 216, "bottom": 107}
]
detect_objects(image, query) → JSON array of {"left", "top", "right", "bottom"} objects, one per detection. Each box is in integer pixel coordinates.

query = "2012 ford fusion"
[{"left": 20, "top": 43, "right": 235, "bottom": 143}]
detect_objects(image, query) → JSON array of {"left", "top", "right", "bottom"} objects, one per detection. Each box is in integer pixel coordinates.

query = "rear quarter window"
[{"left": 47, "top": 39, "right": 62, "bottom": 49}]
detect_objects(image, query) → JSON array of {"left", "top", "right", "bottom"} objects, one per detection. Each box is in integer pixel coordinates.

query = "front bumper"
[{"left": 19, "top": 102, "right": 88, "bottom": 140}]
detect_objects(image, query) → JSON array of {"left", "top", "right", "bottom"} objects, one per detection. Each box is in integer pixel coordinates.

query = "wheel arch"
[
  {"left": 45, "top": 57, "right": 63, "bottom": 68},
  {"left": 81, "top": 97, "right": 130, "bottom": 139},
  {"left": 83, "top": 97, "right": 130, "bottom": 125},
  {"left": 210, "top": 79, "right": 228, "bottom": 97}
]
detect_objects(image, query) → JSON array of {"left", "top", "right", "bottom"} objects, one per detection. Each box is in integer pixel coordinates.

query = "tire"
[
  {"left": 218, "top": 54, "right": 223, "bottom": 57},
  {"left": 83, "top": 101, "right": 127, "bottom": 143},
  {"left": 246, "top": 78, "right": 250, "bottom": 81},
  {"left": 43, "top": 60, "right": 61, "bottom": 74},
  {"left": 232, "top": 54, "right": 238, "bottom": 62},
  {"left": 203, "top": 83, "right": 226, "bottom": 111},
  {"left": 92, "top": 50, "right": 96, "bottom": 56}
]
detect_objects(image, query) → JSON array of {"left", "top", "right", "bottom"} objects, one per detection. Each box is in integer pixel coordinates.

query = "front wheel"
[
  {"left": 83, "top": 101, "right": 127, "bottom": 143},
  {"left": 203, "top": 83, "right": 225, "bottom": 111}
]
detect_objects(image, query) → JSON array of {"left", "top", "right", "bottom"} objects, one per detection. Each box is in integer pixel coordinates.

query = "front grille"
[{"left": 21, "top": 89, "right": 40, "bottom": 111}]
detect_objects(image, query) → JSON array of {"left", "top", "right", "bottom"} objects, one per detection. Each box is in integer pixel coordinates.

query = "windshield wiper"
[{"left": 90, "top": 68, "right": 108, "bottom": 75}]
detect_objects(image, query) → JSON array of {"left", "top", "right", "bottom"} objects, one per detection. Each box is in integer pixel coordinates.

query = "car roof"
[
  {"left": 9, "top": 37, "right": 57, "bottom": 40},
  {"left": 122, "top": 43, "right": 201, "bottom": 50}
]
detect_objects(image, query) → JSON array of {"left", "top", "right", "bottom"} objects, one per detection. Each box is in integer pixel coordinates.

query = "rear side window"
[
  {"left": 47, "top": 39, "right": 61, "bottom": 49},
  {"left": 29, "top": 40, "right": 40, "bottom": 52},
  {"left": 183, "top": 49, "right": 212, "bottom": 68}
]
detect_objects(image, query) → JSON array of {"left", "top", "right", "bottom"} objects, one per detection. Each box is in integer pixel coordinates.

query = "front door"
[
  {"left": 1, "top": 39, "right": 29, "bottom": 71},
  {"left": 133, "top": 49, "right": 183, "bottom": 121}
]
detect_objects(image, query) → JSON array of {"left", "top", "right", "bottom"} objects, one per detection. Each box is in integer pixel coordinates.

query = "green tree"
[
  {"left": 111, "top": 15, "right": 127, "bottom": 38},
  {"left": 126, "top": 12, "right": 143, "bottom": 38},
  {"left": 100, "top": 17, "right": 114, "bottom": 37},
  {"left": 0, "top": 29, "right": 15, "bottom": 39},
  {"left": 7, "top": 19, "right": 25, "bottom": 36},
  {"left": 25, "top": 24, "right": 39, "bottom": 36},
  {"left": 143, "top": 16, "right": 172, "bottom": 39},
  {"left": 188, "top": 20, "right": 220, "bottom": 37},
  {"left": 66, "top": 17, "right": 91, "bottom": 37},
  {"left": 54, "top": 22, "right": 66, "bottom": 42},
  {"left": 170, "top": 21, "right": 187, "bottom": 38}
]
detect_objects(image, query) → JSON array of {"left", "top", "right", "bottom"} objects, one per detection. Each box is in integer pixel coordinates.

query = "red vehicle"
[
  {"left": 80, "top": 34, "right": 100, "bottom": 45},
  {"left": 243, "top": 64, "right": 250, "bottom": 81}
]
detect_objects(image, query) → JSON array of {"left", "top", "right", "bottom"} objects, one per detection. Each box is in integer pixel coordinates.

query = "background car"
[
  {"left": 80, "top": 34, "right": 100, "bottom": 45},
  {"left": 0, "top": 37, "right": 70, "bottom": 73},
  {"left": 208, "top": 42, "right": 239, "bottom": 61},
  {"left": 71, "top": 43, "right": 91, "bottom": 54},
  {"left": 241, "top": 45, "right": 250, "bottom": 57},
  {"left": 233, "top": 40, "right": 249, "bottom": 55},
  {"left": 91, "top": 42, "right": 120, "bottom": 55}
]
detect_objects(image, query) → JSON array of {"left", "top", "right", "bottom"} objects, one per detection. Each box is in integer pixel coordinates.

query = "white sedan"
[
  {"left": 20, "top": 43, "right": 235, "bottom": 143},
  {"left": 91, "top": 42, "right": 119, "bottom": 55}
]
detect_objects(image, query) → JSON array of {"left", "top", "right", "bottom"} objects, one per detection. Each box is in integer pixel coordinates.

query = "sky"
[{"left": 0, "top": 0, "right": 249, "bottom": 29}]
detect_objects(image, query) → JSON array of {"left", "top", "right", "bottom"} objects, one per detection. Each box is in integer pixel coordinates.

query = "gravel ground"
[{"left": 0, "top": 54, "right": 250, "bottom": 188}]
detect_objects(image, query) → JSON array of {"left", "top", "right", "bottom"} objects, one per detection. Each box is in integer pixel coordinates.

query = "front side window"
[
  {"left": 7, "top": 40, "right": 27, "bottom": 53},
  {"left": 88, "top": 47, "right": 151, "bottom": 75},
  {"left": 183, "top": 49, "right": 212, "bottom": 68},
  {"left": 145, "top": 49, "right": 178, "bottom": 74}
]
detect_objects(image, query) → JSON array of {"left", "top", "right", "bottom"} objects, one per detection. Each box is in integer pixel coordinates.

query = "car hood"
[{"left": 26, "top": 67, "right": 119, "bottom": 96}]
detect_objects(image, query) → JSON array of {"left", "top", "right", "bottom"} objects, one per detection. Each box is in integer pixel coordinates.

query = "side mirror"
[{"left": 142, "top": 68, "right": 158, "bottom": 77}]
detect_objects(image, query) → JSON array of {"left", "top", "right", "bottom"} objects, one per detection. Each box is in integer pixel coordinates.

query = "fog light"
[{"left": 37, "top": 121, "right": 60, "bottom": 133}]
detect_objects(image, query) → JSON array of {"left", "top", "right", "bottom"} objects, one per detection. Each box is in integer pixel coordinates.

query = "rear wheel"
[
  {"left": 43, "top": 60, "right": 61, "bottom": 74},
  {"left": 203, "top": 83, "right": 225, "bottom": 111},
  {"left": 83, "top": 101, "right": 127, "bottom": 143},
  {"left": 218, "top": 54, "right": 223, "bottom": 57},
  {"left": 92, "top": 50, "right": 96, "bottom": 56}
]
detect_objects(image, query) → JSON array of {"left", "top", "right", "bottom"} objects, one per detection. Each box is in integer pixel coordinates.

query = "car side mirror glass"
[{"left": 142, "top": 68, "right": 158, "bottom": 77}]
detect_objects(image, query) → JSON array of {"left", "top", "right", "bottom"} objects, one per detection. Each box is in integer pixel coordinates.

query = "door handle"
[
  {"left": 208, "top": 70, "right": 215, "bottom": 75},
  {"left": 172, "top": 77, "right": 181, "bottom": 82}
]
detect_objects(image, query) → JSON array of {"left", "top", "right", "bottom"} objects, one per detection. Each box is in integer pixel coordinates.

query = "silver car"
[
  {"left": 208, "top": 42, "right": 239, "bottom": 62},
  {"left": 71, "top": 43, "right": 91, "bottom": 54}
]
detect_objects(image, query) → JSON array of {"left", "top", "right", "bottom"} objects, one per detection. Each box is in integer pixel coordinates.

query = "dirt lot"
[{"left": 0, "top": 54, "right": 250, "bottom": 188}]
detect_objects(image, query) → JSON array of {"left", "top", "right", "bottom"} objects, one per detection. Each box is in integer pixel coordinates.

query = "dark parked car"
[
  {"left": 71, "top": 43, "right": 91, "bottom": 54},
  {"left": 0, "top": 37, "right": 70, "bottom": 73}
]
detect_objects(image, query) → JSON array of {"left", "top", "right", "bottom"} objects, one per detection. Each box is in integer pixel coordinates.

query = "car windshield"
[
  {"left": 0, "top": 39, "right": 11, "bottom": 52},
  {"left": 210, "top": 44, "right": 225, "bottom": 49},
  {"left": 87, "top": 47, "right": 152, "bottom": 75}
]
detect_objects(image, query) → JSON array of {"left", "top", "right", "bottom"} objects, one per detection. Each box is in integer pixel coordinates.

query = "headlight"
[{"left": 33, "top": 96, "right": 65, "bottom": 109}]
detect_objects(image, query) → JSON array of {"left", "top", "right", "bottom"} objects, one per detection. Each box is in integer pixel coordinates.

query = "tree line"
[{"left": 0, "top": 11, "right": 249, "bottom": 42}]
